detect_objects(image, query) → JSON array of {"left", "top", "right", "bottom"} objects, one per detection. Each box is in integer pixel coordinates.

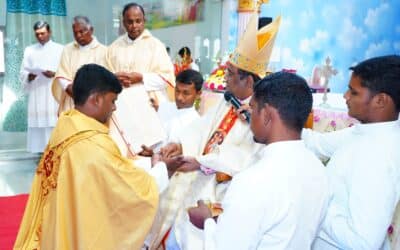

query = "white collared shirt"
[
  {"left": 157, "top": 101, "right": 200, "bottom": 142},
  {"left": 303, "top": 120, "right": 400, "bottom": 249},
  {"left": 204, "top": 140, "right": 329, "bottom": 250}
]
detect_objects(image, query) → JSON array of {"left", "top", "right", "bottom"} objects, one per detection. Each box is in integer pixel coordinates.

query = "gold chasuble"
[{"left": 14, "top": 110, "right": 159, "bottom": 250}]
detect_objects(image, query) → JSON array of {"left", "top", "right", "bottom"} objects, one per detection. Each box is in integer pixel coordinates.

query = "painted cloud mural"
[{"left": 261, "top": 0, "right": 400, "bottom": 92}]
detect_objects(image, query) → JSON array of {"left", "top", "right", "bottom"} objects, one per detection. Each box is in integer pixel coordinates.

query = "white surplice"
[
  {"left": 302, "top": 120, "right": 400, "bottom": 249},
  {"left": 147, "top": 95, "right": 262, "bottom": 249},
  {"left": 157, "top": 101, "right": 200, "bottom": 143},
  {"left": 20, "top": 40, "right": 63, "bottom": 152},
  {"left": 204, "top": 141, "right": 329, "bottom": 250}
]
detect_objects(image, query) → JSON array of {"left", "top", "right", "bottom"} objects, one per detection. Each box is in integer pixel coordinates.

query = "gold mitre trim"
[{"left": 230, "top": 13, "right": 281, "bottom": 78}]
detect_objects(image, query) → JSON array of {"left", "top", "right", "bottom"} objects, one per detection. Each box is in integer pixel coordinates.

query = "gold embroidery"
[{"left": 33, "top": 130, "right": 99, "bottom": 245}]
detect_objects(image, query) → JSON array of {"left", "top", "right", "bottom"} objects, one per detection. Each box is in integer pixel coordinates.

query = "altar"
[{"left": 311, "top": 93, "right": 358, "bottom": 132}]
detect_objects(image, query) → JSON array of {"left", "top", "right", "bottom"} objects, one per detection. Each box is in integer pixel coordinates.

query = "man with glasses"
[{"left": 52, "top": 15, "right": 107, "bottom": 115}]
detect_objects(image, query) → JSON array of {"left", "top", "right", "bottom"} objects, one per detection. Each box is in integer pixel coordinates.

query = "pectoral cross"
[{"left": 320, "top": 57, "right": 337, "bottom": 107}]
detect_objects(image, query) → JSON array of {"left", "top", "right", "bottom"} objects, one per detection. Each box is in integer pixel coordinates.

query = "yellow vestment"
[
  {"left": 14, "top": 109, "right": 159, "bottom": 250},
  {"left": 52, "top": 39, "right": 107, "bottom": 115}
]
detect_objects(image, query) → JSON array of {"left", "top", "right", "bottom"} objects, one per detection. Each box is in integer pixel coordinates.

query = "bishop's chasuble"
[
  {"left": 52, "top": 38, "right": 107, "bottom": 115},
  {"left": 147, "top": 95, "right": 262, "bottom": 249},
  {"left": 14, "top": 109, "right": 159, "bottom": 250}
]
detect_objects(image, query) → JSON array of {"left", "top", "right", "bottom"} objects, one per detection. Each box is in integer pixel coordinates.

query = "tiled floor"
[
  {"left": 0, "top": 150, "right": 39, "bottom": 196},
  {"left": 0, "top": 132, "right": 39, "bottom": 196}
]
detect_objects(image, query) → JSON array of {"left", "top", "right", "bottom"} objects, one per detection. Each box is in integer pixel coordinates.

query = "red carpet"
[{"left": 0, "top": 194, "right": 29, "bottom": 250}]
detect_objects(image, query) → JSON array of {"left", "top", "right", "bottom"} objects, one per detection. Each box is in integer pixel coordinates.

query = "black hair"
[
  {"left": 238, "top": 68, "right": 261, "bottom": 83},
  {"left": 33, "top": 21, "right": 50, "bottom": 31},
  {"left": 350, "top": 55, "right": 400, "bottom": 112},
  {"left": 253, "top": 71, "right": 313, "bottom": 132},
  {"left": 178, "top": 47, "right": 191, "bottom": 57},
  {"left": 176, "top": 69, "right": 203, "bottom": 91},
  {"left": 73, "top": 64, "right": 122, "bottom": 106},
  {"left": 122, "top": 2, "right": 145, "bottom": 17}
]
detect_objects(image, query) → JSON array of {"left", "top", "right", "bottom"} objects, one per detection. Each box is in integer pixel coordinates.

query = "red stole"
[{"left": 202, "top": 106, "right": 238, "bottom": 182}]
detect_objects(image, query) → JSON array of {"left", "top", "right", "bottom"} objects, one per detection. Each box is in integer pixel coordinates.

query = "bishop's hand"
[
  {"left": 152, "top": 153, "right": 184, "bottom": 178},
  {"left": 160, "top": 142, "right": 182, "bottom": 158},
  {"left": 177, "top": 156, "right": 201, "bottom": 172},
  {"left": 236, "top": 103, "right": 251, "bottom": 123}
]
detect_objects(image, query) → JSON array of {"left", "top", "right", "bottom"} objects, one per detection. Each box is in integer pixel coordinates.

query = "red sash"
[{"left": 203, "top": 106, "right": 238, "bottom": 155}]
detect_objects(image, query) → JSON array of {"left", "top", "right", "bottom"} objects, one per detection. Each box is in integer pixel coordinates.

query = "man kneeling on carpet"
[{"left": 14, "top": 64, "right": 181, "bottom": 250}]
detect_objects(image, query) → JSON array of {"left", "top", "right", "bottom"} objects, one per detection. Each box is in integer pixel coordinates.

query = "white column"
[
  {"left": 237, "top": 12, "right": 253, "bottom": 42},
  {"left": 220, "top": 0, "right": 236, "bottom": 54}
]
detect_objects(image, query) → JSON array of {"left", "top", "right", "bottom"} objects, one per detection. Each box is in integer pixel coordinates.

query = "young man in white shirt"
[
  {"left": 188, "top": 71, "right": 330, "bottom": 249},
  {"left": 303, "top": 55, "right": 400, "bottom": 249},
  {"left": 139, "top": 69, "right": 202, "bottom": 156},
  {"left": 157, "top": 69, "right": 202, "bottom": 141}
]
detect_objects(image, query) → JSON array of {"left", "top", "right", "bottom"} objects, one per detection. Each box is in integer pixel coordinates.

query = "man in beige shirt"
[{"left": 52, "top": 16, "right": 107, "bottom": 115}]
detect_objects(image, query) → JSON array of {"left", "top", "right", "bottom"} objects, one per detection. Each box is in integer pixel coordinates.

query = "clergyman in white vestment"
[
  {"left": 106, "top": 3, "right": 174, "bottom": 156},
  {"left": 52, "top": 16, "right": 107, "bottom": 115},
  {"left": 20, "top": 21, "right": 63, "bottom": 152}
]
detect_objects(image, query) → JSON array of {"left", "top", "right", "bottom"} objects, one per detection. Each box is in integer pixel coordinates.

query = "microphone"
[{"left": 224, "top": 91, "right": 250, "bottom": 123}]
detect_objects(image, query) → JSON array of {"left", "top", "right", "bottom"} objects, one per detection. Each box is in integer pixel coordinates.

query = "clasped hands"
[
  {"left": 28, "top": 70, "right": 55, "bottom": 82},
  {"left": 115, "top": 71, "right": 143, "bottom": 88},
  {"left": 146, "top": 142, "right": 201, "bottom": 177}
]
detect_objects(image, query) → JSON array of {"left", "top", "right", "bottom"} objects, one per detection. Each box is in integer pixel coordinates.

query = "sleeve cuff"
[
  {"left": 142, "top": 73, "right": 167, "bottom": 91},
  {"left": 58, "top": 78, "right": 72, "bottom": 90},
  {"left": 149, "top": 161, "right": 169, "bottom": 193}
]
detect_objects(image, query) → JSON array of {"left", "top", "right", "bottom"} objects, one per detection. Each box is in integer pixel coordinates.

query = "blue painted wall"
[{"left": 261, "top": 0, "right": 400, "bottom": 92}]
